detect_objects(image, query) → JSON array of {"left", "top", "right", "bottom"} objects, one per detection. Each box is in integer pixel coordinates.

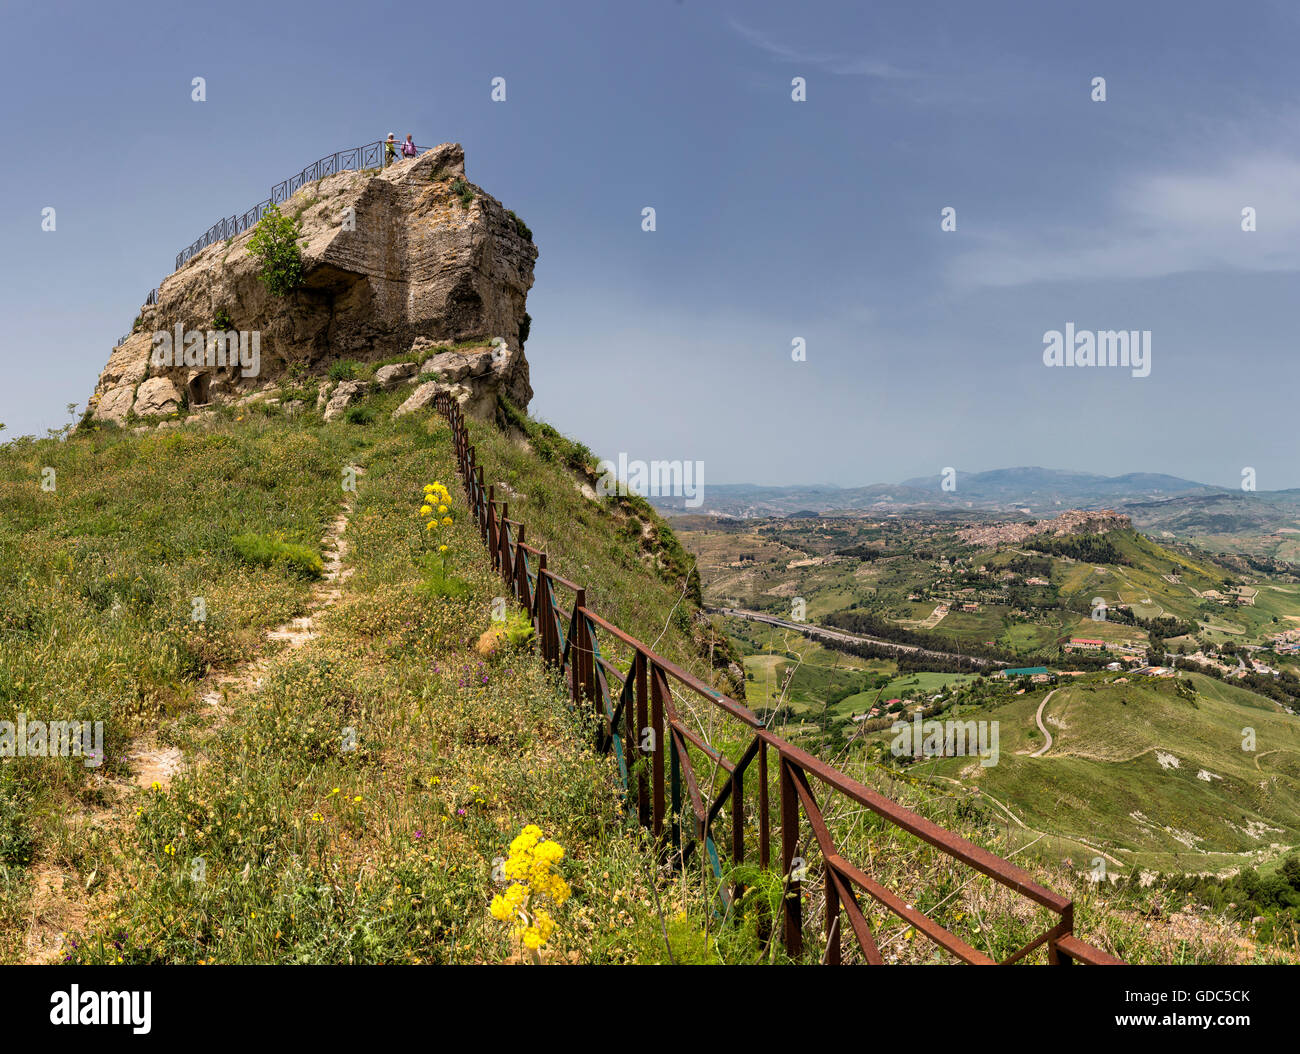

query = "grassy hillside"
[
  {"left": 858, "top": 671, "right": 1300, "bottom": 875},
  {"left": 0, "top": 393, "right": 708, "bottom": 963},
  {"left": 1, "top": 390, "right": 1285, "bottom": 963}
]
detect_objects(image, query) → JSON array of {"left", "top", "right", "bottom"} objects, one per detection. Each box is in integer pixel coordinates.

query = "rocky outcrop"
[
  {"left": 132, "top": 377, "right": 181, "bottom": 417},
  {"left": 322, "top": 380, "right": 365, "bottom": 422},
  {"left": 374, "top": 362, "right": 417, "bottom": 389},
  {"left": 90, "top": 142, "right": 537, "bottom": 424}
]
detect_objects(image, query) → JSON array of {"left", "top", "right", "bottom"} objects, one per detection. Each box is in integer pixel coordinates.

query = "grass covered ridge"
[{"left": 1, "top": 387, "right": 1279, "bottom": 963}]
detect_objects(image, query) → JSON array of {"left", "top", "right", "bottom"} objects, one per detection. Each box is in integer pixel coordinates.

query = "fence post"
[
  {"left": 584, "top": 614, "right": 600, "bottom": 725},
  {"left": 780, "top": 757, "right": 802, "bottom": 958},
  {"left": 824, "top": 866, "right": 841, "bottom": 965},
  {"left": 514, "top": 524, "right": 527, "bottom": 605},
  {"left": 476, "top": 467, "right": 487, "bottom": 539},
  {"left": 534, "top": 554, "right": 550, "bottom": 661},
  {"left": 1048, "top": 903, "right": 1073, "bottom": 965},
  {"left": 486, "top": 488, "right": 497, "bottom": 570},
  {"left": 571, "top": 589, "right": 588, "bottom": 709},
  {"left": 650, "top": 660, "right": 666, "bottom": 839},
  {"left": 731, "top": 764, "right": 745, "bottom": 906},
  {"left": 498, "top": 503, "right": 510, "bottom": 580},
  {"left": 635, "top": 651, "right": 649, "bottom": 828}
]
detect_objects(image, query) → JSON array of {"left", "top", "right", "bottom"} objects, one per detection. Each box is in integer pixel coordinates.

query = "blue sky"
[{"left": 3, "top": 0, "right": 1298, "bottom": 488}]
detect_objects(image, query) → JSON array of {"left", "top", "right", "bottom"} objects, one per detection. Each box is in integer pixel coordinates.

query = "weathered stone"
[
  {"left": 374, "top": 362, "right": 418, "bottom": 388},
  {"left": 90, "top": 142, "right": 537, "bottom": 423},
  {"left": 93, "top": 385, "right": 137, "bottom": 425},
  {"left": 393, "top": 381, "right": 441, "bottom": 417},
  {"left": 132, "top": 377, "right": 181, "bottom": 418},
  {"left": 323, "top": 380, "right": 365, "bottom": 421}
]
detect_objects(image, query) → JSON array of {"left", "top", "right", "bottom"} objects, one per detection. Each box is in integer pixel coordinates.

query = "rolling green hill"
[{"left": 859, "top": 671, "right": 1300, "bottom": 875}]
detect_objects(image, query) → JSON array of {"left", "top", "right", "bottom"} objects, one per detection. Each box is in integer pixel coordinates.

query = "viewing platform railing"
[{"left": 114, "top": 141, "right": 430, "bottom": 351}]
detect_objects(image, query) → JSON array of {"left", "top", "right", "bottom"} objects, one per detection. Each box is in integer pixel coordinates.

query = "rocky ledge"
[{"left": 90, "top": 142, "right": 537, "bottom": 425}]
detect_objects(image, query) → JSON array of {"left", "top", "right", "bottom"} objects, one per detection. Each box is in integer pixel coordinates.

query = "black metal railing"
[
  {"left": 113, "top": 288, "right": 161, "bottom": 348},
  {"left": 174, "top": 140, "right": 429, "bottom": 271},
  {"left": 112, "top": 142, "right": 427, "bottom": 351}
]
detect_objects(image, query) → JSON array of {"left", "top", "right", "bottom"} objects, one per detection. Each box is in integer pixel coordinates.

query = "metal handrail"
[
  {"left": 174, "top": 140, "right": 432, "bottom": 271},
  {"left": 111, "top": 142, "right": 431, "bottom": 348},
  {"left": 433, "top": 392, "right": 1123, "bottom": 966}
]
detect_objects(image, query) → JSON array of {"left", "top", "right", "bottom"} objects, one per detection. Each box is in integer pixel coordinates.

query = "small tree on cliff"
[{"left": 247, "top": 204, "right": 304, "bottom": 296}]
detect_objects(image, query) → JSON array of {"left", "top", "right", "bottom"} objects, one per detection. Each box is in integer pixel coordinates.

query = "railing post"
[
  {"left": 731, "top": 764, "right": 745, "bottom": 906},
  {"left": 650, "top": 659, "right": 666, "bottom": 839},
  {"left": 669, "top": 722, "right": 682, "bottom": 857},
  {"left": 476, "top": 467, "right": 487, "bottom": 539},
  {"left": 635, "top": 652, "right": 649, "bottom": 829},
  {"left": 571, "top": 589, "right": 588, "bottom": 709},
  {"left": 513, "top": 524, "right": 526, "bottom": 604},
  {"left": 535, "top": 554, "right": 550, "bottom": 661},
  {"left": 1048, "top": 903, "right": 1073, "bottom": 965},
  {"left": 756, "top": 738, "right": 772, "bottom": 944},
  {"left": 825, "top": 867, "right": 841, "bottom": 965},
  {"left": 780, "top": 757, "right": 802, "bottom": 957},
  {"left": 498, "top": 503, "right": 510, "bottom": 580},
  {"left": 486, "top": 487, "right": 497, "bottom": 570}
]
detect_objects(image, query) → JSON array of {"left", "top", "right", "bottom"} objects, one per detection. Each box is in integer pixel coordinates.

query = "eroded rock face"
[
  {"left": 131, "top": 377, "right": 181, "bottom": 417},
  {"left": 90, "top": 143, "right": 538, "bottom": 424}
]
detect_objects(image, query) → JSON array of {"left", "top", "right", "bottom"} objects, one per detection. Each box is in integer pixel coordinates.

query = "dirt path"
[{"left": 19, "top": 473, "right": 362, "bottom": 964}]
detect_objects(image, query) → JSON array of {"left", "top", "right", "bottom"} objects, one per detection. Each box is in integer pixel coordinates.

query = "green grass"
[
  {"left": 3, "top": 390, "right": 1284, "bottom": 963},
  {"left": 230, "top": 532, "right": 323, "bottom": 578},
  {"left": 863, "top": 671, "right": 1300, "bottom": 874}
]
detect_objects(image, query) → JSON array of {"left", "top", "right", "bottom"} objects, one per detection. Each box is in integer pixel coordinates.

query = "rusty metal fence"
[{"left": 433, "top": 393, "right": 1123, "bottom": 965}]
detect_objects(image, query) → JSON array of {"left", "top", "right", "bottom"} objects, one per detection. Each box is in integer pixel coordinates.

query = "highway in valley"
[{"left": 709, "top": 607, "right": 1004, "bottom": 669}]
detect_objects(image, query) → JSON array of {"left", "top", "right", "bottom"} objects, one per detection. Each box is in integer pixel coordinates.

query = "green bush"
[
  {"left": 450, "top": 178, "right": 475, "bottom": 208},
  {"left": 508, "top": 210, "right": 532, "bottom": 241},
  {"left": 230, "top": 532, "right": 323, "bottom": 579},
  {"left": 328, "top": 361, "right": 361, "bottom": 382},
  {"left": 344, "top": 405, "right": 375, "bottom": 426},
  {"left": 504, "top": 609, "right": 535, "bottom": 648},
  {"left": 247, "top": 204, "right": 304, "bottom": 297}
]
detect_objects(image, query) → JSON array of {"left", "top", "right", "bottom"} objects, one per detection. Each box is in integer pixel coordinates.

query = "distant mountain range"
[{"left": 648, "top": 467, "right": 1300, "bottom": 539}]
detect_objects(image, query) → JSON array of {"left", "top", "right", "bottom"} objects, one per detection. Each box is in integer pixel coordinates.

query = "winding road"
[{"left": 1030, "top": 688, "right": 1059, "bottom": 758}]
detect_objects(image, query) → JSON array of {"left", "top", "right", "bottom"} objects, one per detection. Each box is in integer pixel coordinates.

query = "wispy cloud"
[
  {"left": 728, "top": 18, "right": 911, "bottom": 79},
  {"left": 949, "top": 155, "right": 1300, "bottom": 287}
]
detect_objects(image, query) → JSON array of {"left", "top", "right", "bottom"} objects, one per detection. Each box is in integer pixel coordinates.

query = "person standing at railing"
[
  {"left": 384, "top": 133, "right": 398, "bottom": 165},
  {"left": 401, "top": 134, "right": 417, "bottom": 158}
]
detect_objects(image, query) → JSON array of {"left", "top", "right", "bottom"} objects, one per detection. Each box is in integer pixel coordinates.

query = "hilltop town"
[{"left": 956, "top": 508, "right": 1131, "bottom": 547}]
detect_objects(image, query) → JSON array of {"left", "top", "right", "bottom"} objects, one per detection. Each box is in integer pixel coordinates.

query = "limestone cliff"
[{"left": 90, "top": 143, "right": 537, "bottom": 423}]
